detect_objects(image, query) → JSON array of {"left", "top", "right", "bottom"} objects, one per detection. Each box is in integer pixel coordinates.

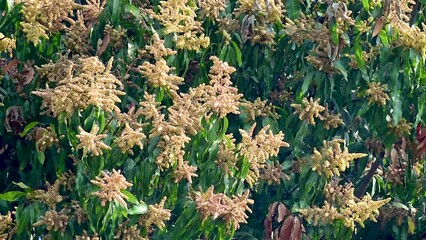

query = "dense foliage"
[{"left": 0, "top": 0, "right": 425, "bottom": 239}]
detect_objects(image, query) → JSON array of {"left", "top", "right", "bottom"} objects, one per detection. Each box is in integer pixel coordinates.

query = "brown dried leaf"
[
  {"left": 1, "top": 59, "right": 18, "bottom": 74},
  {"left": 391, "top": 147, "right": 398, "bottom": 163},
  {"left": 372, "top": 17, "right": 385, "bottom": 37},
  {"left": 21, "top": 64, "right": 35, "bottom": 85},
  {"left": 4, "top": 106, "right": 25, "bottom": 134}
]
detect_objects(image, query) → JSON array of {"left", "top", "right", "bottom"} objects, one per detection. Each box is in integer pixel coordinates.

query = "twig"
[{"left": 355, "top": 153, "right": 383, "bottom": 198}]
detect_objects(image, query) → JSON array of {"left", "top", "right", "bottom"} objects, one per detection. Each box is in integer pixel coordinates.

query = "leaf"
[
  {"left": 111, "top": 0, "right": 122, "bottom": 26},
  {"left": 6, "top": 0, "right": 14, "bottom": 12},
  {"left": 286, "top": 0, "right": 300, "bottom": 19},
  {"left": 379, "top": 30, "right": 389, "bottom": 47},
  {"left": 277, "top": 203, "right": 290, "bottom": 223},
  {"left": 231, "top": 41, "right": 242, "bottom": 67},
  {"left": 124, "top": 3, "right": 140, "bottom": 19},
  {"left": 361, "top": 0, "right": 370, "bottom": 11},
  {"left": 333, "top": 60, "right": 347, "bottom": 80},
  {"left": 121, "top": 190, "right": 139, "bottom": 205},
  {"left": 354, "top": 36, "right": 366, "bottom": 71},
  {"left": 290, "top": 217, "right": 302, "bottom": 240},
  {"left": 373, "top": 17, "right": 385, "bottom": 37},
  {"left": 265, "top": 202, "right": 279, "bottom": 240},
  {"left": 0, "top": 191, "right": 26, "bottom": 201},
  {"left": 96, "top": 32, "right": 110, "bottom": 56},
  {"left": 329, "top": 19, "right": 339, "bottom": 45},
  {"left": 341, "top": 108, "right": 352, "bottom": 126},
  {"left": 279, "top": 215, "right": 294, "bottom": 240},
  {"left": 407, "top": 216, "right": 415, "bottom": 234},
  {"left": 13, "top": 181, "right": 31, "bottom": 189},
  {"left": 19, "top": 121, "right": 40, "bottom": 137},
  {"left": 128, "top": 203, "right": 148, "bottom": 215},
  {"left": 37, "top": 150, "right": 45, "bottom": 165},
  {"left": 301, "top": 72, "right": 314, "bottom": 95}
]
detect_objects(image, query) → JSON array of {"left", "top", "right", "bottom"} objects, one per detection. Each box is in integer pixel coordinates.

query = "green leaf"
[
  {"left": 301, "top": 72, "right": 314, "bottom": 95},
  {"left": 111, "top": 0, "right": 122, "bottom": 26},
  {"left": 333, "top": 60, "right": 348, "bottom": 80},
  {"left": 329, "top": 19, "right": 339, "bottom": 45},
  {"left": 231, "top": 41, "right": 242, "bottom": 67},
  {"left": 379, "top": 30, "right": 389, "bottom": 48},
  {"left": 0, "top": 191, "right": 26, "bottom": 201},
  {"left": 128, "top": 203, "right": 148, "bottom": 215},
  {"left": 13, "top": 181, "right": 31, "bottom": 189},
  {"left": 6, "top": 0, "right": 13, "bottom": 12},
  {"left": 361, "top": 0, "right": 370, "bottom": 11},
  {"left": 19, "top": 121, "right": 40, "bottom": 137},
  {"left": 124, "top": 3, "right": 140, "bottom": 19},
  {"left": 121, "top": 190, "right": 139, "bottom": 205},
  {"left": 286, "top": 0, "right": 300, "bottom": 19},
  {"left": 37, "top": 150, "right": 45, "bottom": 165},
  {"left": 354, "top": 36, "right": 366, "bottom": 71}
]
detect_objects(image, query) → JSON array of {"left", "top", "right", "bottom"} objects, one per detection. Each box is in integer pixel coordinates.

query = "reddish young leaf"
[
  {"left": 277, "top": 203, "right": 290, "bottom": 223},
  {"left": 279, "top": 215, "right": 295, "bottom": 240},
  {"left": 372, "top": 16, "right": 385, "bottom": 37},
  {"left": 290, "top": 217, "right": 302, "bottom": 240}
]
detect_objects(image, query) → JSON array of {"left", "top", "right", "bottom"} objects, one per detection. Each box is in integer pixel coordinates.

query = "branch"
[{"left": 355, "top": 153, "right": 383, "bottom": 198}]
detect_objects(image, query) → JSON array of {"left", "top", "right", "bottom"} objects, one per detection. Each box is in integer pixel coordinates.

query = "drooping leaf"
[{"left": 0, "top": 191, "right": 26, "bottom": 202}]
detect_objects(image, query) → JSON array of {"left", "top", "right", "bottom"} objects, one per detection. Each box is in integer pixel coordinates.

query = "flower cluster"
[
  {"left": 33, "top": 57, "right": 125, "bottom": 117},
  {"left": 299, "top": 182, "right": 391, "bottom": 230},
  {"left": 284, "top": 14, "right": 334, "bottom": 71},
  {"left": 91, "top": 169, "right": 133, "bottom": 207},
  {"left": 322, "top": 104, "right": 343, "bottom": 130},
  {"left": 75, "top": 230, "right": 100, "bottom": 240},
  {"left": 284, "top": 5, "right": 354, "bottom": 72},
  {"left": 35, "top": 126, "right": 59, "bottom": 152},
  {"left": 261, "top": 161, "right": 289, "bottom": 185},
  {"left": 194, "top": 56, "right": 242, "bottom": 118},
  {"left": 80, "top": 0, "right": 107, "bottom": 25},
  {"left": 154, "top": 0, "right": 210, "bottom": 51},
  {"left": 173, "top": 159, "right": 198, "bottom": 184},
  {"left": 291, "top": 98, "right": 325, "bottom": 126},
  {"left": 388, "top": 118, "right": 412, "bottom": 137},
  {"left": 0, "top": 211, "right": 14, "bottom": 239},
  {"left": 365, "top": 82, "right": 390, "bottom": 106},
  {"left": 63, "top": 13, "right": 91, "bottom": 55},
  {"left": 240, "top": 97, "right": 279, "bottom": 122},
  {"left": 195, "top": 186, "right": 254, "bottom": 229},
  {"left": 114, "top": 123, "right": 145, "bottom": 155},
  {"left": 0, "top": 33, "right": 16, "bottom": 55},
  {"left": 238, "top": 123, "right": 289, "bottom": 187},
  {"left": 76, "top": 124, "right": 111, "bottom": 158},
  {"left": 139, "top": 56, "right": 242, "bottom": 175},
  {"left": 114, "top": 221, "right": 146, "bottom": 240},
  {"left": 311, "top": 139, "right": 367, "bottom": 178},
  {"left": 104, "top": 24, "right": 127, "bottom": 49},
  {"left": 138, "top": 35, "right": 183, "bottom": 95},
  {"left": 18, "top": 0, "right": 76, "bottom": 45},
  {"left": 139, "top": 197, "right": 171, "bottom": 231},
  {"left": 234, "top": 0, "right": 284, "bottom": 45},
  {"left": 33, "top": 209, "right": 70, "bottom": 235},
  {"left": 198, "top": 0, "right": 226, "bottom": 20},
  {"left": 216, "top": 134, "right": 239, "bottom": 177},
  {"left": 32, "top": 180, "right": 63, "bottom": 209},
  {"left": 70, "top": 200, "right": 87, "bottom": 225}
]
